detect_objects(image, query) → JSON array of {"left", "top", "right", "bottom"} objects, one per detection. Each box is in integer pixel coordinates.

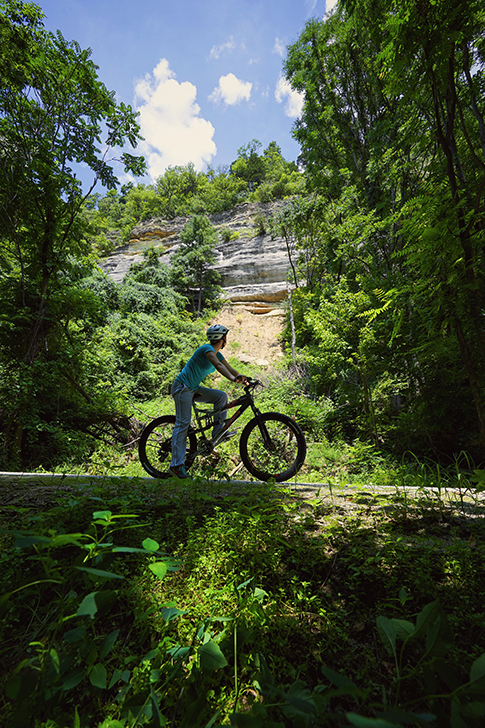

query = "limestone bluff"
[{"left": 99, "top": 200, "right": 292, "bottom": 310}]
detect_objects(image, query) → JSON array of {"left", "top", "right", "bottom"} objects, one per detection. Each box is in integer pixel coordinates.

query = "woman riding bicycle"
[{"left": 170, "top": 324, "right": 248, "bottom": 479}]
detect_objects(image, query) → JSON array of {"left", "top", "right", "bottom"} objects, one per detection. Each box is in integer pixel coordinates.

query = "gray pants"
[{"left": 170, "top": 379, "right": 228, "bottom": 467}]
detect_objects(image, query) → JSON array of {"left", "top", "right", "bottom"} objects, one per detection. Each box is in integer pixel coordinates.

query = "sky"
[{"left": 38, "top": 0, "right": 337, "bottom": 190}]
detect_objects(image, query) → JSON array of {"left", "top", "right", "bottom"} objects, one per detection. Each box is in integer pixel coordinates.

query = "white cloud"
[
  {"left": 275, "top": 75, "right": 304, "bottom": 118},
  {"left": 209, "top": 36, "right": 236, "bottom": 60},
  {"left": 134, "top": 58, "right": 216, "bottom": 179},
  {"left": 208, "top": 73, "right": 252, "bottom": 106},
  {"left": 325, "top": 0, "right": 338, "bottom": 14},
  {"left": 273, "top": 37, "right": 286, "bottom": 57}
]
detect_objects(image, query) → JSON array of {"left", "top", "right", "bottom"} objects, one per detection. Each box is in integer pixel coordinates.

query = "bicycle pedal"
[{"left": 198, "top": 441, "right": 213, "bottom": 455}]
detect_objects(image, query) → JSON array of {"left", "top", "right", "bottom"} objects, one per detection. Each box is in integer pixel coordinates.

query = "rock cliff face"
[{"left": 99, "top": 201, "right": 291, "bottom": 305}]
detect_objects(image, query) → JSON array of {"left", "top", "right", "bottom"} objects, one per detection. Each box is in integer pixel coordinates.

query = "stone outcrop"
[{"left": 99, "top": 201, "right": 292, "bottom": 305}]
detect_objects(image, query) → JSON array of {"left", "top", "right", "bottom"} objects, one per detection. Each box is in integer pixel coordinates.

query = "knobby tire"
[
  {"left": 239, "top": 412, "right": 306, "bottom": 482},
  {"left": 139, "top": 415, "right": 197, "bottom": 479}
]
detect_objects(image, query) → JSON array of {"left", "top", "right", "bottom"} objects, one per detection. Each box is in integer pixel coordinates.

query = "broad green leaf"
[
  {"left": 112, "top": 546, "right": 149, "bottom": 553},
  {"left": 50, "top": 648, "right": 60, "bottom": 673},
  {"left": 142, "top": 537, "right": 159, "bottom": 552},
  {"left": 64, "top": 626, "right": 86, "bottom": 643},
  {"left": 237, "top": 577, "right": 254, "bottom": 590},
  {"left": 150, "top": 685, "right": 167, "bottom": 727},
  {"left": 93, "top": 511, "right": 112, "bottom": 521},
  {"left": 198, "top": 640, "right": 228, "bottom": 672},
  {"left": 414, "top": 600, "right": 441, "bottom": 640},
  {"left": 50, "top": 534, "right": 84, "bottom": 547},
  {"left": 75, "top": 566, "right": 124, "bottom": 580},
  {"left": 254, "top": 587, "right": 267, "bottom": 600},
  {"left": 284, "top": 682, "right": 317, "bottom": 716},
  {"left": 168, "top": 645, "right": 191, "bottom": 660},
  {"left": 425, "top": 609, "right": 453, "bottom": 658},
  {"left": 462, "top": 702, "right": 485, "bottom": 717},
  {"left": 89, "top": 663, "right": 107, "bottom": 689},
  {"left": 346, "top": 713, "right": 398, "bottom": 727},
  {"left": 376, "top": 616, "right": 397, "bottom": 657},
  {"left": 380, "top": 709, "right": 435, "bottom": 725},
  {"left": 149, "top": 562, "right": 168, "bottom": 580},
  {"left": 451, "top": 698, "right": 468, "bottom": 728},
  {"left": 94, "top": 590, "right": 118, "bottom": 617},
  {"left": 321, "top": 666, "right": 357, "bottom": 690},
  {"left": 99, "top": 629, "right": 120, "bottom": 659},
  {"left": 391, "top": 618, "right": 415, "bottom": 641},
  {"left": 161, "top": 606, "right": 187, "bottom": 622},
  {"left": 62, "top": 666, "right": 86, "bottom": 691},
  {"left": 14, "top": 535, "right": 52, "bottom": 548},
  {"left": 470, "top": 654, "right": 485, "bottom": 684},
  {"left": 77, "top": 592, "right": 98, "bottom": 619},
  {"left": 76, "top": 590, "right": 117, "bottom": 619},
  {"left": 143, "top": 648, "right": 159, "bottom": 661},
  {"left": 109, "top": 669, "right": 122, "bottom": 689}
]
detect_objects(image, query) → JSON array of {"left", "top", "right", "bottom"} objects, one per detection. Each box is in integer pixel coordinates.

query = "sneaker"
[{"left": 169, "top": 465, "right": 190, "bottom": 479}]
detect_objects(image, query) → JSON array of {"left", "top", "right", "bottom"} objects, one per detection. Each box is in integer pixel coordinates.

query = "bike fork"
[{"left": 254, "top": 412, "right": 272, "bottom": 448}]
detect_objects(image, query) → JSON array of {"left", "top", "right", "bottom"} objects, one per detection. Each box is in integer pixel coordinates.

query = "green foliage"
[
  {"left": 280, "top": 1, "right": 485, "bottom": 458},
  {"left": 0, "top": 0, "right": 146, "bottom": 467},
  {"left": 94, "top": 311, "right": 202, "bottom": 400},
  {"left": 171, "top": 215, "right": 221, "bottom": 313},
  {"left": 81, "top": 138, "right": 302, "bottom": 248},
  {"left": 1, "top": 477, "right": 485, "bottom": 726},
  {"left": 1, "top": 508, "right": 180, "bottom": 727},
  {"left": 119, "top": 249, "right": 185, "bottom": 316}
]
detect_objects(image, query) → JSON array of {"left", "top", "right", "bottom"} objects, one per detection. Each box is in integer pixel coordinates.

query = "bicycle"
[{"left": 138, "top": 378, "right": 306, "bottom": 482}]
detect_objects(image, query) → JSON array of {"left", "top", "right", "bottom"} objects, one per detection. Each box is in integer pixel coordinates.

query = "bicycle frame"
[
  {"left": 191, "top": 382, "right": 263, "bottom": 452},
  {"left": 138, "top": 378, "right": 307, "bottom": 481}
]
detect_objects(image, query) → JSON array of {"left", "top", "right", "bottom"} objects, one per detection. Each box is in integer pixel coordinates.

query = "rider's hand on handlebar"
[{"left": 235, "top": 374, "right": 248, "bottom": 385}]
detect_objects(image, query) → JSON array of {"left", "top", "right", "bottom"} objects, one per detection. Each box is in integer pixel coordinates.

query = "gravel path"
[{"left": 1, "top": 472, "right": 484, "bottom": 521}]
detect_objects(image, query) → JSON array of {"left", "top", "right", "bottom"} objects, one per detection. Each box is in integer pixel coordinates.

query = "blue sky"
[{"left": 39, "top": 0, "right": 337, "bottom": 190}]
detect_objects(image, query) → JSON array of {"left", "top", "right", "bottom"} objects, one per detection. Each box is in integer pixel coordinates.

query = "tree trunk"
[{"left": 287, "top": 283, "right": 297, "bottom": 364}]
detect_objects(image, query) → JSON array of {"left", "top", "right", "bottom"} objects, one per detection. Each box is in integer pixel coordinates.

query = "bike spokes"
[{"left": 240, "top": 413, "right": 306, "bottom": 482}]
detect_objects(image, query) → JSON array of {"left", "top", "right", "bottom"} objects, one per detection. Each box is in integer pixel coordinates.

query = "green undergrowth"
[{"left": 0, "top": 476, "right": 484, "bottom": 727}]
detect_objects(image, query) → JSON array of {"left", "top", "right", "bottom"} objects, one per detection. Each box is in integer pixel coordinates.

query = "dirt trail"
[{"left": 210, "top": 304, "right": 286, "bottom": 367}]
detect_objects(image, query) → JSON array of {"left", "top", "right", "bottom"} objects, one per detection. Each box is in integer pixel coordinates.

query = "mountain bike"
[{"left": 138, "top": 378, "right": 306, "bottom": 482}]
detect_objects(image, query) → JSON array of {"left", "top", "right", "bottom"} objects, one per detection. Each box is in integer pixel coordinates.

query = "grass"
[{"left": 0, "top": 471, "right": 484, "bottom": 727}]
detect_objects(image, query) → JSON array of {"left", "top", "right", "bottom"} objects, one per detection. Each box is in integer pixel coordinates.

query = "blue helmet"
[{"left": 206, "top": 324, "right": 229, "bottom": 341}]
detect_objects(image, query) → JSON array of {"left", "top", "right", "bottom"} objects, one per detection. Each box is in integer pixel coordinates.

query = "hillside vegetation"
[
  {"left": 2, "top": 1, "right": 485, "bottom": 725},
  {"left": 2, "top": 1, "right": 485, "bottom": 475}
]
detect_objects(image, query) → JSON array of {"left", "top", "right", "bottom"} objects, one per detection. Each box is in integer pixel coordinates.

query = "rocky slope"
[{"left": 99, "top": 200, "right": 292, "bottom": 306}]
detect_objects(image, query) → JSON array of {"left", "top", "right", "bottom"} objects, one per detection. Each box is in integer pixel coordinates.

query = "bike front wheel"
[
  {"left": 239, "top": 412, "right": 306, "bottom": 482},
  {"left": 138, "top": 416, "right": 198, "bottom": 479}
]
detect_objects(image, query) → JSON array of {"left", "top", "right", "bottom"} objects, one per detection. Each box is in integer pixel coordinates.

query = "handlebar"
[{"left": 244, "top": 377, "right": 262, "bottom": 390}]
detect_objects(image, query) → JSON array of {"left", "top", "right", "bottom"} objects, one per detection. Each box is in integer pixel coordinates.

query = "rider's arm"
[{"left": 205, "top": 351, "right": 246, "bottom": 383}]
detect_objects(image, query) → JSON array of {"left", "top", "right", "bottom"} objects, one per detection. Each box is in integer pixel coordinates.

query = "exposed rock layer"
[{"left": 99, "top": 201, "right": 291, "bottom": 304}]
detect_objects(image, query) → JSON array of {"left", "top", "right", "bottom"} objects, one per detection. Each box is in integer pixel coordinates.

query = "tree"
[
  {"left": 339, "top": 0, "right": 485, "bottom": 448},
  {"left": 120, "top": 247, "right": 185, "bottom": 316},
  {"left": 230, "top": 139, "right": 266, "bottom": 190},
  {"left": 0, "top": 0, "right": 146, "bottom": 466},
  {"left": 155, "top": 163, "right": 202, "bottom": 218},
  {"left": 170, "top": 216, "right": 221, "bottom": 313},
  {"left": 281, "top": 1, "right": 485, "bottom": 455},
  {"left": 270, "top": 196, "right": 329, "bottom": 292}
]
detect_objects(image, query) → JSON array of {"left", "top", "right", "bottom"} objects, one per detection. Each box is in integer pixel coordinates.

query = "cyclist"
[{"left": 170, "top": 324, "right": 248, "bottom": 479}]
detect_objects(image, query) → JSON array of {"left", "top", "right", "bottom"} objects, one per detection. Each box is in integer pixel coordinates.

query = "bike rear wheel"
[
  {"left": 239, "top": 412, "right": 306, "bottom": 482},
  {"left": 139, "top": 416, "right": 198, "bottom": 479}
]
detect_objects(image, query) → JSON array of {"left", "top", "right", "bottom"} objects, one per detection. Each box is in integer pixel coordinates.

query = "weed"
[{"left": 1, "top": 475, "right": 484, "bottom": 726}]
